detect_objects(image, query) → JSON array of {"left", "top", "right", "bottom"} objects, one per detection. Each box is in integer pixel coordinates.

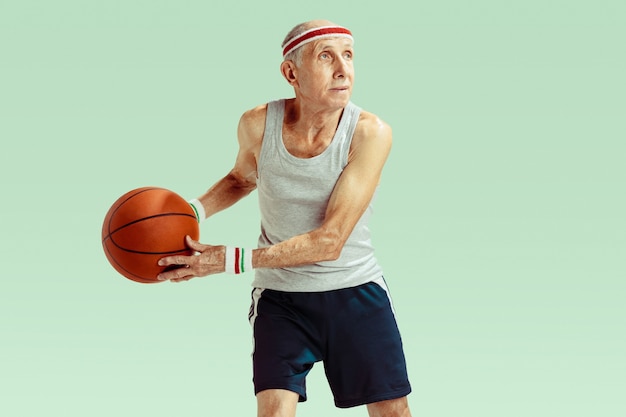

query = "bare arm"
[
  {"left": 194, "top": 106, "right": 264, "bottom": 218},
  {"left": 156, "top": 106, "right": 264, "bottom": 281},
  {"left": 158, "top": 110, "right": 391, "bottom": 281},
  {"left": 252, "top": 111, "right": 392, "bottom": 268}
]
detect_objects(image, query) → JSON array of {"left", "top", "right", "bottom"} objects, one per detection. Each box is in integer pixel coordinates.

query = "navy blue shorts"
[{"left": 248, "top": 278, "right": 412, "bottom": 408}]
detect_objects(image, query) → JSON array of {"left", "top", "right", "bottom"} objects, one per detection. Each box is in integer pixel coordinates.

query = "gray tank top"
[{"left": 252, "top": 99, "right": 383, "bottom": 292}]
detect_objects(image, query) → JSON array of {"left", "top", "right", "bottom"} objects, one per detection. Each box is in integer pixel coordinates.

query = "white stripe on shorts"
[
  {"left": 248, "top": 288, "right": 265, "bottom": 357},
  {"left": 372, "top": 276, "right": 397, "bottom": 316}
]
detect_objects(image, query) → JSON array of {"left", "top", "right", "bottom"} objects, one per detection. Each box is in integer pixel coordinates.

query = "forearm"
[
  {"left": 196, "top": 172, "right": 256, "bottom": 219},
  {"left": 251, "top": 227, "right": 343, "bottom": 269}
]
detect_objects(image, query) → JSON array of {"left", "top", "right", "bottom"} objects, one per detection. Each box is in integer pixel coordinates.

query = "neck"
[{"left": 284, "top": 98, "right": 345, "bottom": 141}]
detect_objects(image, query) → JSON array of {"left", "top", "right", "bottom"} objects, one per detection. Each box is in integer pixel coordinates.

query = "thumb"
[{"left": 186, "top": 235, "right": 209, "bottom": 252}]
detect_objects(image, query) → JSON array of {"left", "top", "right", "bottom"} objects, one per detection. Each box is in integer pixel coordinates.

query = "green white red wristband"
[
  {"left": 225, "top": 246, "right": 254, "bottom": 274},
  {"left": 188, "top": 199, "right": 206, "bottom": 223}
]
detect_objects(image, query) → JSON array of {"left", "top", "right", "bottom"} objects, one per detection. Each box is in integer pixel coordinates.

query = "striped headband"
[{"left": 282, "top": 26, "right": 353, "bottom": 58}]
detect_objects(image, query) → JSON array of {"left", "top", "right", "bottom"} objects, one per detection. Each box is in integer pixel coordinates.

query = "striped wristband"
[
  {"left": 188, "top": 199, "right": 206, "bottom": 223},
  {"left": 224, "top": 246, "right": 254, "bottom": 274}
]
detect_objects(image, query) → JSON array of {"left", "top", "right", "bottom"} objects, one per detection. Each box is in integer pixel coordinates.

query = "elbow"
[
  {"left": 324, "top": 246, "right": 343, "bottom": 262},
  {"left": 315, "top": 228, "right": 346, "bottom": 262},
  {"left": 225, "top": 171, "right": 257, "bottom": 195}
]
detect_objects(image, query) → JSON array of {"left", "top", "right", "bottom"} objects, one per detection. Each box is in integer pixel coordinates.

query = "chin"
[{"left": 328, "top": 94, "right": 351, "bottom": 107}]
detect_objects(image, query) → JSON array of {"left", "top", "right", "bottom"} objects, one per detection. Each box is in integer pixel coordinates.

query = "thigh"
[
  {"left": 250, "top": 289, "right": 324, "bottom": 402},
  {"left": 324, "top": 281, "right": 412, "bottom": 408}
]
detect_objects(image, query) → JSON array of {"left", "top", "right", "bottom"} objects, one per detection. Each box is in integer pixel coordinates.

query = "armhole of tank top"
[
  {"left": 258, "top": 100, "right": 283, "bottom": 176},
  {"left": 341, "top": 103, "right": 362, "bottom": 167}
]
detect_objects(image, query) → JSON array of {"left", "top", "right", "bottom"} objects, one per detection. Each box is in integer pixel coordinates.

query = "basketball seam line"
[{"left": 104, "top": 212, "right": 196, "bottom": 238}]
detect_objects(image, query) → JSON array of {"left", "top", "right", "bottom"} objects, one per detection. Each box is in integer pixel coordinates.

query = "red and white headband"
[{"left": 282, "top": 26, "right": 353, "bottom": 58}]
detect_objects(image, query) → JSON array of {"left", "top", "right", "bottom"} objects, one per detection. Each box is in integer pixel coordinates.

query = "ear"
[{"left": 280, "top": 60, "right": 298, "bottom": 86}]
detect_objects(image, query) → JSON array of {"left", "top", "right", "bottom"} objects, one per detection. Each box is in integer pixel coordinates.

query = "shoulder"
[
  {"left": 237, "top": 103, "right": 268, "bottom": 144},
  {"left": 352, "top": 109, "right": 392, "bottom": 154}
]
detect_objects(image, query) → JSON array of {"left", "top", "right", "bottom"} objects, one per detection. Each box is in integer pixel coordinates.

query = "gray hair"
[{"left": 281, "top": 22, "right": 310, "bottom": 66}]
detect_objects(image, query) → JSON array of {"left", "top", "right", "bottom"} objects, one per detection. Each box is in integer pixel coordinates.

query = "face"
[{"left": 288, "top": 37, "right": 355, "bottom": 109}]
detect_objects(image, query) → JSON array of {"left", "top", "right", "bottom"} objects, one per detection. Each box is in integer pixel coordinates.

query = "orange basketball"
[{"left": 101, "top": 187, "right": 200, "bottom": 283}]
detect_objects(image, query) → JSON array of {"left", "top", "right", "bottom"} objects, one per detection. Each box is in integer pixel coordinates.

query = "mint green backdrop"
[{"left": 1, "top": 1, "right": 624, "bottom": 416}]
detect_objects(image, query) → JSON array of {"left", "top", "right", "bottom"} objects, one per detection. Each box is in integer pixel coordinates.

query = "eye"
[
  {"left": 320, "top": 52, "right": 331, "bottom": 60},
  {"left": 344, "top": 51, "right": 353, "bottom": 60}
]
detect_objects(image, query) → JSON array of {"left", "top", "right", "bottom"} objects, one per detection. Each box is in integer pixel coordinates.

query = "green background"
[{"left": 1, "top": 0, "right": 624, "bottom": 416}]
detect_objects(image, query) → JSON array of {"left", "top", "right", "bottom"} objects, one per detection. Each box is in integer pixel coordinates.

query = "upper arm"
[
  {"left": 196, "top": 105, "right": 265, "bottom": 218},
  {"left": 321, "top": 112, "right": 392, "bottom": 244},
  {"left": 230, "top": 104, "right": 266, "bottom": 189}
]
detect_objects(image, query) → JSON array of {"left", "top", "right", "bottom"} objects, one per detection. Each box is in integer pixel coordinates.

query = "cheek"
[{"left": 302, "top": 73, "right": 327, "bottom": 89}]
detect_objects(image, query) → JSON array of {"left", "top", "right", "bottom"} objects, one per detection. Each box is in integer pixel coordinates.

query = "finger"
[
  {"left": 186, "top": 235, "right": 210, "bottom": 252},
  {"left": 157, "top": 265, "right": 193, "bottom": 282},
  {"left": 158, "top": 255, "right": 191, "bottom": 267},
  {"left": 171, "top": 275, "right": 193, "bottom": 283}
]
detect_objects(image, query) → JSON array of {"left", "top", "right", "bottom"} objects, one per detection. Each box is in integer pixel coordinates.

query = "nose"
[{"left": 334, "top": 57, "right": 350, "bottom": 78}]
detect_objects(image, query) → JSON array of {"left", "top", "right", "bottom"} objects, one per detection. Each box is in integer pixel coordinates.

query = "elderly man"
[{"left": 158, "top": 20, "right": 412, "bottom": 417}]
